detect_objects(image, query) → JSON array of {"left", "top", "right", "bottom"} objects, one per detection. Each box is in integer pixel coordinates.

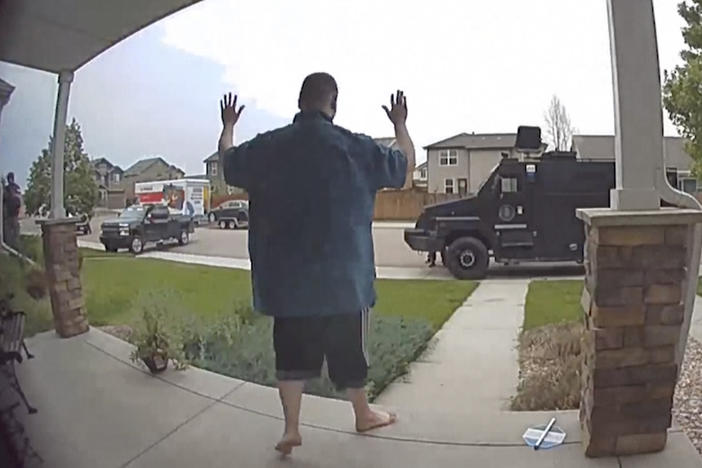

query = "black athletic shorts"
[{"left": 273, "top": 308, "right": 371, "bottom": 390}]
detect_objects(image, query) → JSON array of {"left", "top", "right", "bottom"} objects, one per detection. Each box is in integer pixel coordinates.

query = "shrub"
[
  {"left": 511, "top": 321, "right": 584, "bottom": 411},
  {"left": 24, "top": 269, "right": 47, "bottom": 299},
  {"left": 129, "top": 291, "right": 192, "bottom": 371},
  {"left": 190, "top": 310, "right": 434, "bottom": 401}
]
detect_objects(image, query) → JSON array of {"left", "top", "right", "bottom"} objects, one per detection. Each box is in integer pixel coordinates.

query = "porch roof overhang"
[{"left": 0, "top": 0, "right": 200, "bottom": 73}]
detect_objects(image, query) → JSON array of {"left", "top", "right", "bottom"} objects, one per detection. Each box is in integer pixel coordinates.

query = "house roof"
[
  {"left": 0, "top": 0, "right": 200, "bottom": 73},
  {"left": 124, "top": 157, "right": 183, "bottom": 177},
  {"left": 415, "top": 161, "right": 428, "bottom": 170},
  {"left": 572, "top": 135, "right": 692, "bottom": 169},
  {"left": 204, "top": 152, "right": 219, "bottom": 163},
  {"left": 425, "top": 133, "right": 520, "bottom": 150},
  {"left": 91, "top": 157, "right": 113, "bottom": 168}
]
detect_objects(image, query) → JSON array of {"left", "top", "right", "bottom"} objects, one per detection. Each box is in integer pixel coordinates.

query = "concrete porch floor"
[{"left": 4, "top": 329, "right": 701, "bottom": 468}]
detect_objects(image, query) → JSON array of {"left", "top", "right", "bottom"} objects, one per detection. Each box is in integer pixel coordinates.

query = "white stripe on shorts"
[{"left": 361, "top": 307, "right": 371, "bottom": 365}]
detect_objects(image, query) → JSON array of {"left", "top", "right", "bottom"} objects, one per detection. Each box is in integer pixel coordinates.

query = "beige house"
[
  {"left": 90, "top": 157, "right": 125, "bottom": 209},
  {"left": 123, "top": 157, "right": 185, "bottom": 201},
  {"left": 425, "top": 133, "right": 545, "bottom": 194},
  {"left": 572, "top": 135, "right": 697, "bottom": 193},
  {"left": 203, "top": 151, "right": 244, "bottom": 196}
]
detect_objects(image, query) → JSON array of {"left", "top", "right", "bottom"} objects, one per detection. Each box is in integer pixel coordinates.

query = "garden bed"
[
  {"left": 514, "top": 279, "right": 702, "bottom": 455},
  {"left": 78, "top": 255, "right": 476, "bottom": 400}
]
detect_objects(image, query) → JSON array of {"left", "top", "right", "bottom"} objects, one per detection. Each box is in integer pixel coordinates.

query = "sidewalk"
[
  {"left": 10, "top": 328, "right": 701, "bottom": 467},
  {"left": 376, "top": 280, "right": 527, "bottom": 412}
]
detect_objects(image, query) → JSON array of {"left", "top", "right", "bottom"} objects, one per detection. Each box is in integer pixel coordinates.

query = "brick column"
[
  {"left": 37, "top": 218, "right": 89, "bottom": 338},
  {"left": 577, "top": 209, "right": 702, "bottom": 457}
]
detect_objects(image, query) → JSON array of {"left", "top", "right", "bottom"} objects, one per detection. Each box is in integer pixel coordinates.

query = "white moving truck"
[{"left": 134, "top": 178, "right": 211, "bottom": 224}]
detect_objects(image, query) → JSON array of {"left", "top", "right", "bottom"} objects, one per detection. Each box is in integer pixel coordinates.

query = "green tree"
[
  {"left": 24, "top": 119, "right": 98, "bottom": 216},
  {"left": 663, "top": 1, "right": 702, "bottom": 176}
]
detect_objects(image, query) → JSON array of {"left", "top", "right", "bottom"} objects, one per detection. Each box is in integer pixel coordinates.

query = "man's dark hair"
[
  {"left": 298, "top": 73, "right": 338, "bottom": 110},
  {"left": 6, "top": 172, "right": 14, "bottom": 183}
]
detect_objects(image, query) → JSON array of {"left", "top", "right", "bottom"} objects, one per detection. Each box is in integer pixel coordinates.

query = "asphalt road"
[{"left": 20, "top": 214, "right": 586, "bottom": 278}]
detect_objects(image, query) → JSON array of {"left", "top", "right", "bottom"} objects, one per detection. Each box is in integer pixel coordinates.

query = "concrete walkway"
[
  {"left": 376, "top": 280, "right": 527, "bottom": 413},
  {"left": 7, "top": 328, "right": 701, "bottom": 468}
]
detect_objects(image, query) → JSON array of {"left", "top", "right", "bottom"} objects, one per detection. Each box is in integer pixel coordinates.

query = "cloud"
[{"left": 161, "top": 0, "right": 684, "bottom": 158}]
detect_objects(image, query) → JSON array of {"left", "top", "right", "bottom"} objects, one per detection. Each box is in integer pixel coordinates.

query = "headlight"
[{"left": 119, "top": 228, "right": 130, "bottom": 236}]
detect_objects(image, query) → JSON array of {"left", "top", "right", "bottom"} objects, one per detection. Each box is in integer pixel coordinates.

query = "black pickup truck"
[{"left": 100, "top": 204, "right": 194, "bottom": 254}]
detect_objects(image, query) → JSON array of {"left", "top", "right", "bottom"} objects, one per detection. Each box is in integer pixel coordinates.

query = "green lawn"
[
  {"left": 82, "top": 258, "right": 253, "bottom": 326},
  {"left": 523, "top": 280, "right": 584, "bottom": 330},
  {"left": 81, "top": 256, "right": 475, "bottom": 331}
]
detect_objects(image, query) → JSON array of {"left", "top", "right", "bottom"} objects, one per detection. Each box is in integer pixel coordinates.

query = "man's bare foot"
[
  {"left": 275, "top": 432, "right": 302, "bottom": 456},
  {"left": 356, "top": 409, "right": 398, "bottom": 433}
]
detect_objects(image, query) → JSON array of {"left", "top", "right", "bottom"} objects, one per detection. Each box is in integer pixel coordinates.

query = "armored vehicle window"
[{"left": 501, "top": 177, "right": 518, "bottom": 193}]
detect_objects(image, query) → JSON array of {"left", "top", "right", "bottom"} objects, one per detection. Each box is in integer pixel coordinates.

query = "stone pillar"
[
  {"left": 38, "top": 218, "right": 89, "bottom": 338},
  {"left": 578, "top": 208, "right": 702, "bottom": 457}
]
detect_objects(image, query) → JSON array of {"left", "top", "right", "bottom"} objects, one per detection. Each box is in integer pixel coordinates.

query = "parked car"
[
  {"left": 74, "top": 213, "right": 92, "bottom": 235},
  {"left": 207, "top": 200, "right": 249, "bottom": 229},
  {"left": 99, "top": 204, "right": 194, "bottom": 254}
]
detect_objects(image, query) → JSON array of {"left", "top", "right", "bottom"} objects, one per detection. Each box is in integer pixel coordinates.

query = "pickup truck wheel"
[
  {"left": 178, "top": 230, "right": 189, "bottom": 246},
  {"left": 446, "top": 237, "right": 489, "bottom": 280},
  {"left": 130, "top": 236, "right": 144, "bottom": 255},
  {"left": 227, "top": 220, "right": 237, "bottom": 229},
  {"left": 208, "top": 212, "right": 216, "bottom": 223}
]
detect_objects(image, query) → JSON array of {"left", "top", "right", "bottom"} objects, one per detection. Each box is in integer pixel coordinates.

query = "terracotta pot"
[{"left": 142, "top": 352, "right": 168, "bottom": 374}]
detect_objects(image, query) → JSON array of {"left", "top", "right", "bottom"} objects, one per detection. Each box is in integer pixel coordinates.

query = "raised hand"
[
  {"left": 382, "top": 90, "right": 408, "bottom": 126},
  {"left": 220, "top": 92, "right": 245, "bottom": 127}
]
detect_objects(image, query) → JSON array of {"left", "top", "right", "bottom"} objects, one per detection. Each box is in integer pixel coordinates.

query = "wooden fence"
[
  {"left": 211, "top": 190, "right": 460, "bottom": 221},
  {"left": 374, "top": 190, "right": 460, "bottom": 220}
]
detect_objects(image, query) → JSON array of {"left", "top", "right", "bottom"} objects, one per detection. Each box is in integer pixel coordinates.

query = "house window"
[
  {"left": 439, "top": 150, "right": 458, "bottom": 166},
  {"left": 113, "top": 173, "right": 120, "bottom": 183},
  {"left": 420, "top": 168, "right": 427, "bottom": 179},
  {"left": 444, "top": 178, "right": 455, "bottom": 194},
  {"left": 680, "top": 177, "right": 698, "bottom": 194},
  {"left": 211, "top": 162, "right": 218, "bottom": 176}
]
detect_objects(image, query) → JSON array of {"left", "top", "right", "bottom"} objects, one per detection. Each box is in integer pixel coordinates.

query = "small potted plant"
[{"left": 130, "top": 293, "right": 190, "bottom": 374}]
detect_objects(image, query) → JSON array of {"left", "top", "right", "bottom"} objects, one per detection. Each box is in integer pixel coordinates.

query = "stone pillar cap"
[
  {"left": 36, "top": 217, "right": 81, "bottom": 226},
  {"left": 576, "top": 208, "right": 702, "bottom": 227}
]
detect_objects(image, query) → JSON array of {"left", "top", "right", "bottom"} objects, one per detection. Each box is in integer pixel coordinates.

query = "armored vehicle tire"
[{"left": 446, "top": 237, "right": 489, "bottom": 280}]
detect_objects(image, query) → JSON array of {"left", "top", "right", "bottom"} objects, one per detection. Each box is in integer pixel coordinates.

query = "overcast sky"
[{"left": 0, "top": 0, "right": 687, "bottom": 186}]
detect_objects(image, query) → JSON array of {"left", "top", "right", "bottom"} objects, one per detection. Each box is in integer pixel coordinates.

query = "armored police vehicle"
[{"left": 404, "top": 127, "right": 677, "bottom": 279}]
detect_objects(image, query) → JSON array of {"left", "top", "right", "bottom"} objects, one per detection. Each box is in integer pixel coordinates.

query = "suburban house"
[
  {"left": 203, "top": 151, "right": 244, "bottom": 196},
  {"left": 90, "top": 157, "right": 125, "bottom": 209},
  {"left": 572, "top": 135, "right": 697, "bottom": 193},
  {"left": 413, "top": 161, "right": 428, "bottom": 189},
  {"left": 424, "top": 133, "right": 546, "bottom": 194},
  {"left": 123, "top": 157, "right": 185, "bottom": 201},
  {"left": 374, "top": 137, "right": 431, "bottom": 190}
]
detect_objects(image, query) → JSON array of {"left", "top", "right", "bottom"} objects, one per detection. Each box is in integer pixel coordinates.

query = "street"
[{"left": 20, "top": 214, "right": 585, "bottom": 277}]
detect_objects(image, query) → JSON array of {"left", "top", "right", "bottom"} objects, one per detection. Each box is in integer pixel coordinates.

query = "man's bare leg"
[
  {"left": 347, "top": 387, "right": 397, "bottom": 432},
  {"left": 276, "top": 380, "right": 304, "bottom": 455}
]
